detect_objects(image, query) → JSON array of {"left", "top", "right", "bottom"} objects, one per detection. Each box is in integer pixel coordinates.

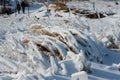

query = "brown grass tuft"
[
  {"left": 53, "top": 48, "right": 63, "bottom": 60},
  {"left": 35, "top": 42, "right": 63, "bottom": 60},
  {"left": 30, "top": 25, "right": 43, "bottom": 30},
  {"left": 35, "top": 42, "right": 51, "bottom": 53},
  {"left": 53, "top": 2, "right": 68, "bottom": 11},
  {"left": 64, "top": 19, "right": 70, "bottom": 24},
  {"left": 23, "top": 39, "right": 30, "bottom": 46},
  {"left": 28, "top": 25, "right": 68, "bottom": 45}
]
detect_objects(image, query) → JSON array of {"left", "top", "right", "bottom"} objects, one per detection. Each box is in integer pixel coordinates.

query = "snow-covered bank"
[{"left": 0, "top": 0, "right": 120, "bottom": 80}]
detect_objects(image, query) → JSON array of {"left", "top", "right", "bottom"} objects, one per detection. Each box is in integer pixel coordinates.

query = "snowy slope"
[{"left": 0, "top": 1, "right": 120, "bottom": 80}]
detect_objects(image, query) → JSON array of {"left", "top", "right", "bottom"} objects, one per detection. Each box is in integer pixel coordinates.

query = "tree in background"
[
  {"left": 1, "top": 0, "right": 6, "bottom": 14},
  {"left": 1, "top": 0, "right": 12, "bottom": 14}
]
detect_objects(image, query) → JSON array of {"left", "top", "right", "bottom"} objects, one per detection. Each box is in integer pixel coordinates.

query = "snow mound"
[
  {"left": 71, "top": 71, "right": 88, "bottom": 80},
  {"left": 1, "top": 1, "right": 120, "bottom": 79},
  {"left": 106, "top": 63, "right": 120, "bottom": 71},
  {"left": 0, "top": 23, "right": 108, "bottom": 79},
  {"left": 0, "top": 23, "right": 95, "bottom": 79},
  {"left": 25, "top": 24, "right": 105, "bottom": 63}
]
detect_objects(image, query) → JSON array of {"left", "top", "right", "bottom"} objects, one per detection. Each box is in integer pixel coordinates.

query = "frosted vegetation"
[{"left": 0, "top": 0, "right": 120, "bottom": 80}]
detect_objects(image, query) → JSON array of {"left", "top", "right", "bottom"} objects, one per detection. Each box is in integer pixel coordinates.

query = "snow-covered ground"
[{"left": 0, "top": 0, "right": 120, "bottom": 80}]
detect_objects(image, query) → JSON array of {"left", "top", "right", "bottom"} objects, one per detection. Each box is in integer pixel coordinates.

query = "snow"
[
  {"left": 71, "top": 71, "right": 88, "bottom": 80},
  {"left": 0, "top": 0, "right": 120, "bottom": 80}
]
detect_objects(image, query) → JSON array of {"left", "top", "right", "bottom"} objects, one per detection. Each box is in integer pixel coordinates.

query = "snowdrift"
[
  {"left": 10, "top": 24, "right": 108, "bottom": 80},
  {"left": 1, "top": 1, "right": 120, "bottom": 80},
  {"left": 0, "top": 23, "right": 108, "bottom": 80}
]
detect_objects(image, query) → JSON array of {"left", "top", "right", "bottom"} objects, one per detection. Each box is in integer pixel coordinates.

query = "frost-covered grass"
[{"left": 0, "top": 0, "right": 120, "bottom": 80}]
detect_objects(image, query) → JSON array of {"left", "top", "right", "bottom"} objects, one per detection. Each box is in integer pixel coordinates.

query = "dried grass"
[
  {"left": 55, "top": 13, "right": 63, "bottom": 17},
  {"left": 35, "top": 42, "right": 63, "bottom": 60},
  {"left": 35, "top": 42, "right": 51, "bottom": 54},
  {"left": 53, "top": 2, "right": 68, "bottom": 11},
  {"left": 85, "top": 13, "right": 105, "bottom": 19},
  {"left": 28, "top": 25, "right": 54, "bottom": 36},
  {"left": 53, "top": 48, "right": 63, "bottom": 60},
  {"left": 25, "top": 24, "right": 92, "bottom": 60},
  {"left": 28, "top": 25, "right": 68, "bottom": 44},
  {"left": 23, "top": 39, "right": 30, "bottom": 46},
  {"left": 64, "top": 19, "right": 70, "bottom": 24},
  {"left": 30, "top": 25, "right": 43, "bottom": 30}
]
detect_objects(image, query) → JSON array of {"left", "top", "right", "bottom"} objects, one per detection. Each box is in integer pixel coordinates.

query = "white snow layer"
[{"left": 0, "top": 0, "right": 120, "bottom": 80}]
